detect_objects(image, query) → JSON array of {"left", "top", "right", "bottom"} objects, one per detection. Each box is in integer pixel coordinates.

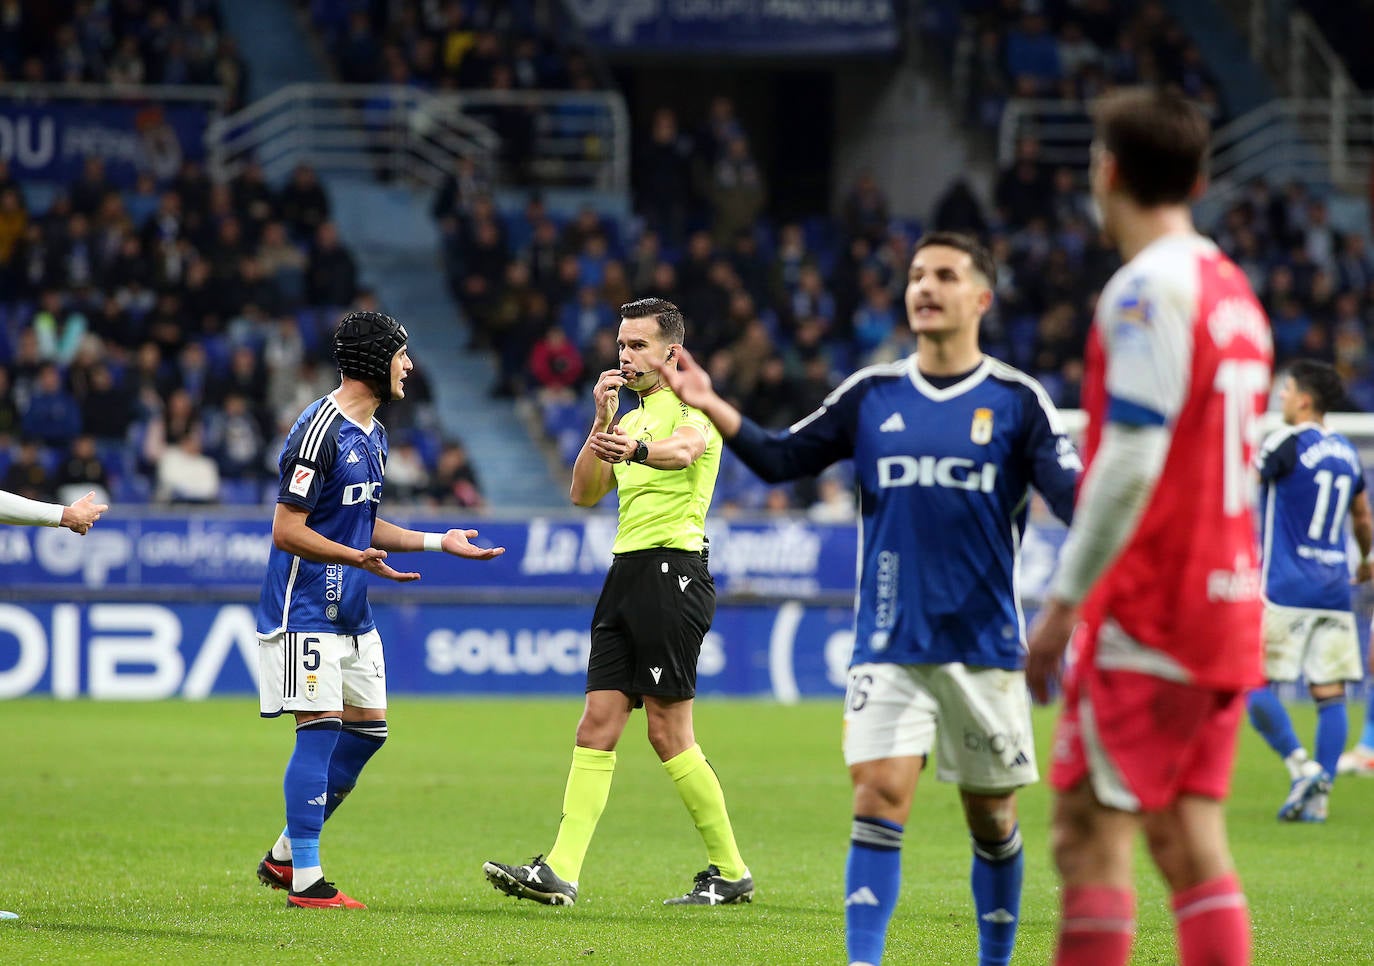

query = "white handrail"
[{"left": 0, "top": 81, "right": 226, "bottom": 106}]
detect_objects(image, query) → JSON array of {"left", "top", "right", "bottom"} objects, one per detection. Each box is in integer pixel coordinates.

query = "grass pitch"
[{"left": 2, "top": 698, "right": 1372, "bottom": 964}]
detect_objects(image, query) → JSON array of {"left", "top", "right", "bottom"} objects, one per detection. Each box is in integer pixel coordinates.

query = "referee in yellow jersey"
[{"left": 484, "top": 297, "right": 753, "bottom": 907}]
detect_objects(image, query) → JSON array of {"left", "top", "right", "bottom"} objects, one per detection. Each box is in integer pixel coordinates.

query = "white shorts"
[
  {"left": 842, "top": 662, "right": 1039, "bottom": 793},
  {"left": 1262, "top": 602, "right": 1362, "bottom": 685},
  {"left": 258, "top": 629, "right": 388, "bottom": 716}
]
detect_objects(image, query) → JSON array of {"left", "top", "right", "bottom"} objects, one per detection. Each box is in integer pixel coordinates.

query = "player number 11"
[{"left": 1215, "top": 359, "right": 1270, "bottom": 517}]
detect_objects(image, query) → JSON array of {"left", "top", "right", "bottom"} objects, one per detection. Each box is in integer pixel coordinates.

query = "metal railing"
[
  {"left": 434, "top": 89, "right": 630, "bottom": 191},
  {"left": 205, "top": 83, "right": 630, "bottom": 193},
  {"left": 999, "top": 94, "right": 1372, "bottom": 208},
  {"left": 205, "top": 83, "right": 499, "bottom": 189},
  {"left": 0, "top": 82, "right": 227, "bottom": 106}
]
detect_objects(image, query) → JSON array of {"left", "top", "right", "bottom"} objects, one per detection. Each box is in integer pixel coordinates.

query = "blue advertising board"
[
  {"left": 568, "top": 0, "right": 900, "bottom": 55},
  {"left": 0, "top": 512, "right": 1068, "bottom": 602},
  {"left": 0, "top": 600, "right": 860, "bottom": 700},
  {"left": 0, "top": 511, "right": 1082, "bottom": 699},
  {"left": 0, "top": 99, "right": 211, "bottom": 185}
]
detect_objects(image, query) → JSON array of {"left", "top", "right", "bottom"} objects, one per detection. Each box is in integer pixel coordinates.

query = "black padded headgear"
[{"left": 333, "top": 311, "right": 408, "bottom": 401}]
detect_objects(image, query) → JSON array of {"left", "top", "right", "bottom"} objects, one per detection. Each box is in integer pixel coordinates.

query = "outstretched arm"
[
  {"left": 0, "top": 488, "right": 107, "bottom": 534},
  {"left": 272, "top": 503, "right": 420, "bottom": 582},
  {"left": 656, "top": 347, "right": 851, "bottom": 483},
  {"left": 372, "top": 517, "right": 505, "bottom": 560}
]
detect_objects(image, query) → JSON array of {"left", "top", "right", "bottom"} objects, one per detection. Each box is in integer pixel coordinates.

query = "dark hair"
[
  {"left": 620, "top": 296, "right": 685, "bottom": 345},
  {"left": 1092, "top": 86, "right": 1210, "bottom": 207},
  {"left": 912, "top": 231, "right": 997, "bottom": 288},
  {"left": 1288, "top": 359, "right": 1346, "bottom": 415}
]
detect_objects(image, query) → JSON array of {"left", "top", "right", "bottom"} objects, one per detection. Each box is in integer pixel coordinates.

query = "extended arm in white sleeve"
[
  {"left": 1047, "top": 422, "right": 1172, "bottom": 605},
  {"left": 0, "top": 489, "right": 65, "bottom": 528}
]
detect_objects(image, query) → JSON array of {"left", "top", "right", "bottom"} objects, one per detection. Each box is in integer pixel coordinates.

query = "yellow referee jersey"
[{"left": 611, "top": 386, "right": 721, "bottom": 553}]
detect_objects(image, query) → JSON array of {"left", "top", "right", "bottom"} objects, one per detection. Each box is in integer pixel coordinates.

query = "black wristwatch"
[{"left": 629, "top": 440, "right": 649, "bottom": 463}]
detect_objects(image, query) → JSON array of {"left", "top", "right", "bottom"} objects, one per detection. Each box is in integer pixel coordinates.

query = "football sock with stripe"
[
  {"left": 1056, "top": 885, "right": 1134, "bottom": 966},
  {"left": 1246, "top": 686, "right": 1305, "bottom": 775},
  {"left": 971, "top": 825, "right": 1023, "bottom": 966},
  {"left": 663, "top": 744, "right": 747, "bottom": 880},
  {"left": 1172, "top": 871, "right": 1250, "bottom": 966},
  {"left": 325, "top": 720, "right": 388, "bottom": 819},
  {"left": 284, "top": 717, "right": 342, "bottom": 891},
  {"left": 846, "top": 816, "right": 902, "bottom": 966},
  {"left": 544, "top": 746, "right": 615, "bottom": 884},
  {"left": 268, "top": 719, "right": 388, "bottom": 861},
  {"left": 1314, "top": 696, "right": 1345, "bottom": 779}
]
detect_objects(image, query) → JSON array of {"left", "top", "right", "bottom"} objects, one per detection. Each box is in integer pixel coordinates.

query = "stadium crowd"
[
  {"left": 0, "top": 153, "right": 486, "bottom": 510},
  {"left": 0, "top": 0, "right": 249, "bottom": 109}
]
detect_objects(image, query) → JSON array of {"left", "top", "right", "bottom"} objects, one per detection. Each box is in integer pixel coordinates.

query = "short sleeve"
[
  {"left": 1101, "top": 272, "right": 1193, "bottom": 427},
  {"left": 1254, "top": 430, "right": 1298, "bottom": 483},
  {"left": 277, "top": 420, "right": 339, "bottom": 510}
]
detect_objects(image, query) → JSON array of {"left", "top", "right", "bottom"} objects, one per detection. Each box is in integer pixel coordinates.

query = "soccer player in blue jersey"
[
  {"left": 254, "top": 311, "right": 504, "bottom": 909},
  {"left": 660, "top": 232, "right": 1080, "bottom": 966},
  {"left": 1247, "top": 359, "right": 1372, "bottom": 823}
]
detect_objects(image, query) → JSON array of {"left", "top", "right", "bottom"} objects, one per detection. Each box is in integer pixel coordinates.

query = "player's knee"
[{"left": 964, "top": 794, "right": 1017, "bottom": 842}]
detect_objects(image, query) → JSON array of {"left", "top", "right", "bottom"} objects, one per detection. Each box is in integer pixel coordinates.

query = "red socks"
[
  {"left": 1056, "top": 885, "right": 1135, "bottom": 966},
  {"left": 1172, "top": 872, "right": 1251, "bottom": 966}
]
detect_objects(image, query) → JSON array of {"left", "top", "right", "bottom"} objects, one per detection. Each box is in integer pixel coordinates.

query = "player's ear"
[
  {"left": 666, "top": 345, "right": 678, "bottom": 362},
  {"left": 975, "top": 286, "right": 994, "bottom": 317}
]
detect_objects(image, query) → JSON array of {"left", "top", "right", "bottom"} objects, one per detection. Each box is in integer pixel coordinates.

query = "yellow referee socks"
[
  {"left": 544, "top": 746, "right": 616, "bottom": 884},
  {"left": 664, "top": 744, "right": 747, "bottom": 880}
]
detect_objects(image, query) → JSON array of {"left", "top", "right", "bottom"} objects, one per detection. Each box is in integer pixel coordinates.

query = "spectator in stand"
[
  {"left": 306, "top": 221, "right": 358, "bottom": 307},
  {"left": 841, "top": 172, "right": 890, "bottom": 246},
  {"left": 4, "top": 440, "right": 52, "bottom": 502},
  {"left": 639, "top": 107, "right": 696, "bottom": 247},
  {"left": 384, "top": 440, "right": 431, "bottom": 504},
  {"left": 155, "top": 425, "right": 220, "bottom": 505},
  {"left": 279, "top": 164, "right": 331, "bottom": 241},
  {"left": 706, "top": 136, "right": 766, "bottom": 246},
  {"left": 78, "top": 363, "right": 132, "bottom": 445},
  {"left": 23, "top": 363, "right": 81, "bottom": 450},
  {"left": 30, "top": 290, "right": 87, "bottom": 366},
  {"left": 430, "top": 440, "right": 484, "bottom": 509},
  {"left": 55, "top": 434, "right": 109, "bottom": 506},
  {"left": 529, "top": 324, "right": 584, "bottom": 402}
]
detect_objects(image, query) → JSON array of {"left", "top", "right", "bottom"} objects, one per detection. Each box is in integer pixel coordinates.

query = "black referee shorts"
[{"left": 587, "top": 547, "right": 716, "bottom": 701}]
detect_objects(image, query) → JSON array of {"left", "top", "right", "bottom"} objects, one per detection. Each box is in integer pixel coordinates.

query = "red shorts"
[{"left": 1049, "top": 665, "right": 1244, "bottom": 812}]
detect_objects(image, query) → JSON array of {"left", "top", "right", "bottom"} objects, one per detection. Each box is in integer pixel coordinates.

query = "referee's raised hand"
[{"left": 593, "top": 369, "right": 625, "bottom": 429}]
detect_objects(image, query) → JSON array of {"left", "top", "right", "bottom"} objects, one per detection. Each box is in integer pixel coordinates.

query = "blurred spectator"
[
  {"left": 278, "top": 164, "right": 331, "bottom": 241},
  {"left": 638, "top": 108, "right": 695, "bottom": 246},
  {"left": 842, "top": 172, "right": 890, "bottom": 246},
  {"left": 529, "top": 324, "right": 584, "bottom": 401},
  {"left": 4, "top": 439, "right": 52, "bottom": 501},
  {"left": 78, "top": 363, "right": 132, "bottom": 444},
  {"left": 384, "top": 440, "right": 430, "bottom": 503},
  {"left": 55, "top": 434, "right": 109, "bottom": 507},
  {"left": 155, "top": 426, "right": 220, "bottom": 504},
  {"left": 430, "top": 440, "right": 484, "bottom": 509},
  {"left": 706, "top": 137, "right": 766, "bottom": 246},
  {"left": 23, "top": 363, "right": 81, "bottom": 449},
  {"left": 30, "top": 290, "right": 88, "bottom": 365},
  {"left": 306, "top": 221, "right": 358, "bottom": 307}
]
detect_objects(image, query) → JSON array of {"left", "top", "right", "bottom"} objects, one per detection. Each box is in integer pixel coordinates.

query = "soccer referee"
[{"left": 484, "top": 297, "right": 752, "bottom": 907}]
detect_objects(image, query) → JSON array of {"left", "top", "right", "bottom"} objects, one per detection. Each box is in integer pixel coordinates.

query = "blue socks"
[
  {"left": 846, "top": 817, "right": 903, "bottom": 965},
  {"left": 1247, "top": 686, "right": 1301, "bottom": 758},
  {"left": 1314, "top": 697, "right": 1346, "bottom": 779},
  {"left": 284, "top": 717, "right": 342, "bottom": 874},
  {"left": 971, "top": 826, "right": 1024, "bottom": 966},
  {"left": 325, "top": 720, "right": 388, "bottom": 820},
  {"left": 1360, "top": 696, "right": 1374, "bottom": 749}
]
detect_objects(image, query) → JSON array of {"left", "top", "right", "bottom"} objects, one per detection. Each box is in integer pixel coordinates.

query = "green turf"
[{"left": 2, "top": 698, "right": 1372, "bottom": 963}]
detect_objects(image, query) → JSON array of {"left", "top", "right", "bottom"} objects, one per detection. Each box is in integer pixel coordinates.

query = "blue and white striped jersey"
[
  {"left": 730, "top": 355, "right": 1079, "bottom": 670},
  {"left": 1258, "top": 422, "right": 1365, "bottom": 611},
  {"left": 256, "top": 393, "right": 388, "bottom": 636}
]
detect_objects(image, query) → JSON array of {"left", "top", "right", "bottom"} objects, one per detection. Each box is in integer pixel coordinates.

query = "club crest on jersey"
[
  {"left": 305, "top": 673, "right": 318, "bottom": 699},
  {"left": 970, "top": 408, "right": 994, "bottom": 445}
]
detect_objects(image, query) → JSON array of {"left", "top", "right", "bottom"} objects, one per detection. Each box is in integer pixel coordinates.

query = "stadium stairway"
[
  {"left": 216, "top": 3, "right": 565, "bottom": 510},
  {"left": 1160, "top": 0, "right": 1274, "bottom": 118},
  {"left": 217, "top": 0, "right": 331, "bottom": 98},
  {"left": 326, "top": 178, "right": 566, "bottom": 510}
]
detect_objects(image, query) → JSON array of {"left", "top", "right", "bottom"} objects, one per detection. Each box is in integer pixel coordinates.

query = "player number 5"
[{"left": 1215, "top": 359, "right": 1269, "bottom": 517}]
